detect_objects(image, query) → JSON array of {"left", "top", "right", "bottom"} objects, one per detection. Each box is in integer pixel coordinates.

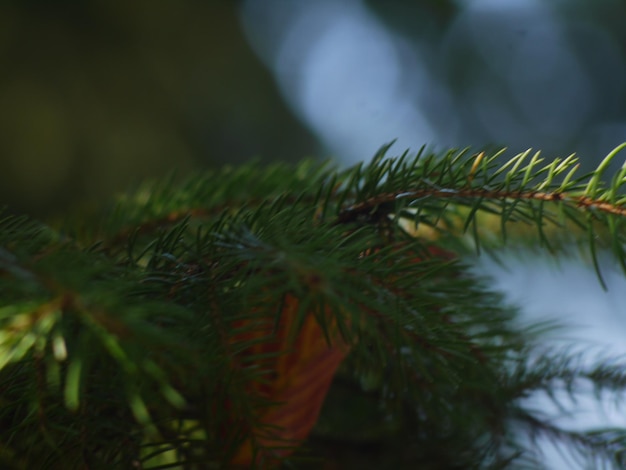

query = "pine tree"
[{"left": 2, "top": 143, "right": 626, "bottom": 469}]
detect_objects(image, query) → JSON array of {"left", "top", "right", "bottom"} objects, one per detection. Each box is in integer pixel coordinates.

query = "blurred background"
[
  {"left": 2, "top": 0, "right": 626, "bottom": 217},
  {"left": 2, "top": 1, "right": 626, "bottom": 467},
  {"left": 0, "top": 0, "right": 321, "bottom": 217}
]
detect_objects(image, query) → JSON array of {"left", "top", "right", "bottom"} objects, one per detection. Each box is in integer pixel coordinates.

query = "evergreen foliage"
[{"left": 2, "top": 143, "right": 626, "bottom": 468}]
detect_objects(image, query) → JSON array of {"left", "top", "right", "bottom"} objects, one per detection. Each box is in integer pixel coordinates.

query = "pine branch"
[{"left": 2, "top": 144, "right": 626, "bottom": 468}]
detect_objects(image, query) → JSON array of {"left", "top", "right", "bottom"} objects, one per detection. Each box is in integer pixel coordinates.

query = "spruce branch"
[{"left": 1, "top": 144, "right": 626, "bottom": 468}]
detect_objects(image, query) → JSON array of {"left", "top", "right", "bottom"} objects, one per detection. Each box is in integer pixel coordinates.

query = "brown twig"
[{"left": 336, "top": 187, "right": 626, "bottom": 225}]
